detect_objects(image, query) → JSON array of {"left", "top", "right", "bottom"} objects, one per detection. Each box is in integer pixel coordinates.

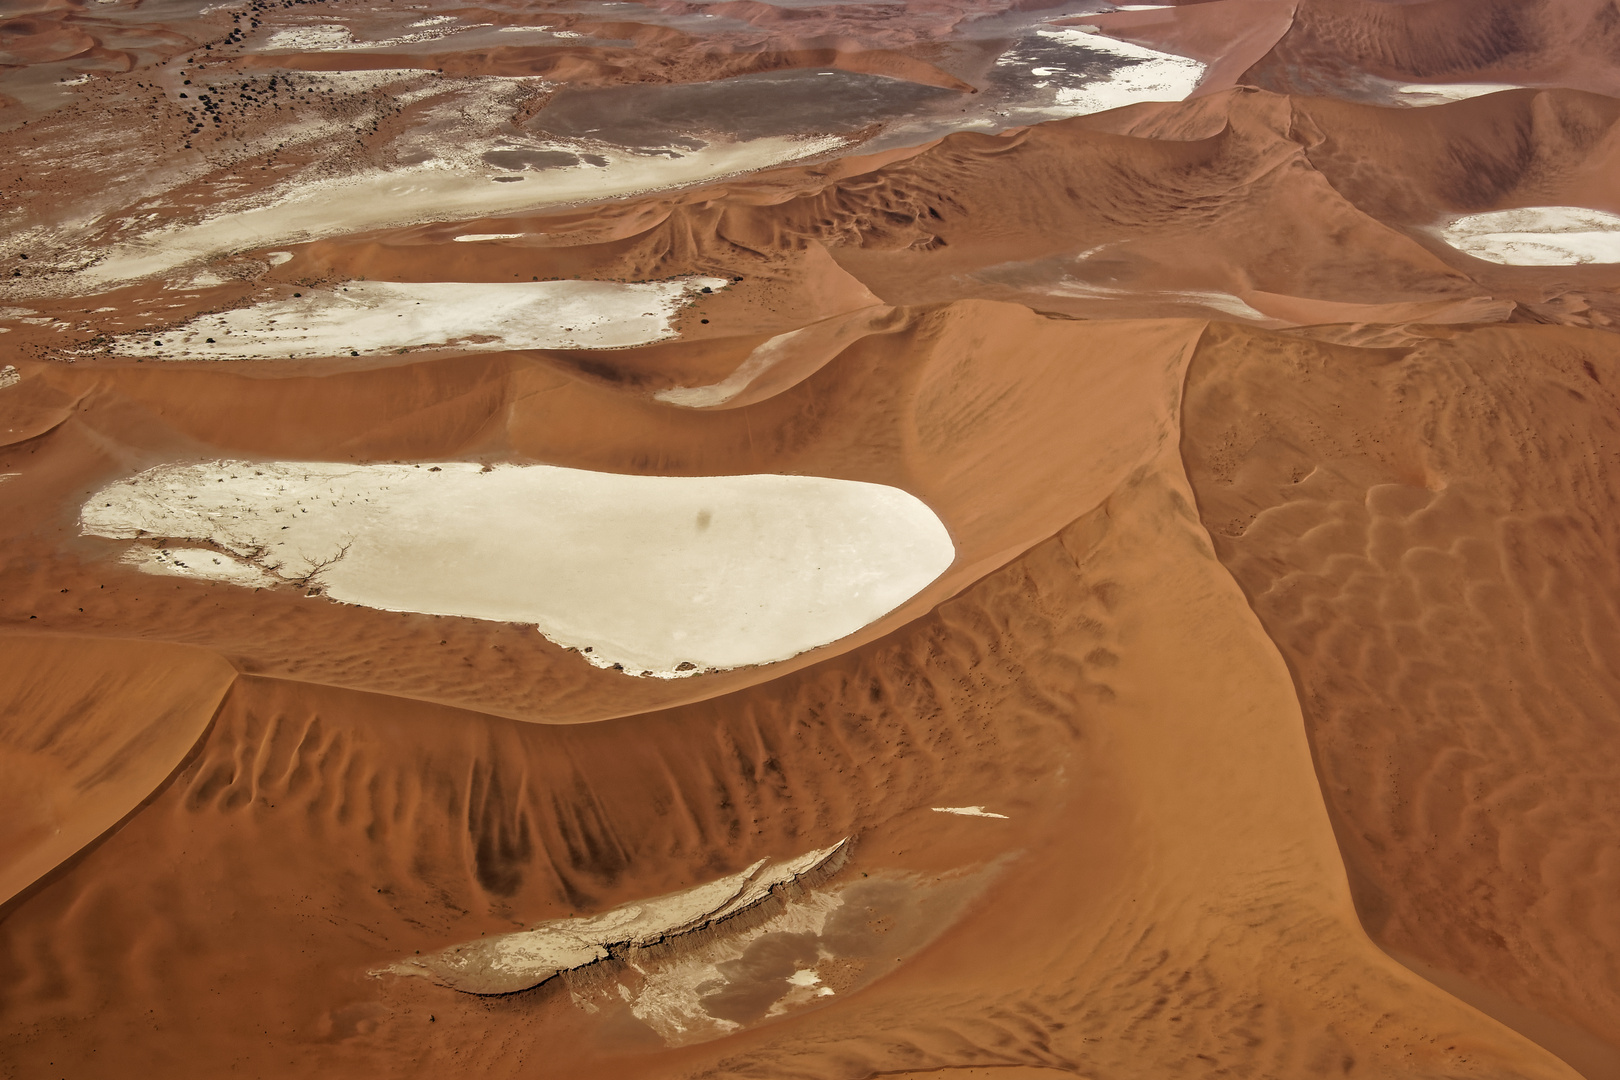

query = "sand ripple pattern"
[
  {"left": 0, "top": 463, "right": 1570, "bottom": 1077},
  {"left": 1182, "top": 321, "right": 1620, "bottom": 1072}
]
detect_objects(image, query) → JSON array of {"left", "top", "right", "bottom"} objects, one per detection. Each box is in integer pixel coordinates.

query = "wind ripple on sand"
[
  {"left": 1181, "top": 321, "right": 1620, "bottom": 1076},
  {"left": 0, "top": 453, "right": 1578, "bottom": 1078}
]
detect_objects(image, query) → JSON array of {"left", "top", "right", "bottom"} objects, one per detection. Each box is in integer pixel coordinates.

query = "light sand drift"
[
  {"left": 80, "top": 462, "right": 955, "bottom": 677},
  {"left": 1437, "top": 206, "right": 1620, "bottom": 265},
  {"left": 112, "top": 278, "right": 729, "bottom": 359}
]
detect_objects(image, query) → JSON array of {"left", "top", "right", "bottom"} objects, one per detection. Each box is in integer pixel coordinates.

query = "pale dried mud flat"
[{"left": 3, "top": 1, "right": 1620, "bottom": 1079}]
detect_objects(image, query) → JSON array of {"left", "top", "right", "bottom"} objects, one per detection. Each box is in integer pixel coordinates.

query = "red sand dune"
[
  {"left": 0, "top": 634, "right": 234, "bottom": 906},
  {"left": 1182, "top": 321, "right": 1620, "bottom": 1078},
  {"left": 3, "top": 0, "right": 1620, "bottom": 1077}
]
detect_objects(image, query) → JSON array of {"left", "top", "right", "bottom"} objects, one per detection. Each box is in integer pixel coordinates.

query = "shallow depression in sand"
[
  {"left": 110, "top": 277, "right": 729, "bottom": 359},
  {"left": 79, "top": 461, "right": 956, "bottom": 676},
  {"left": 1436, "top": 206, "right": 1620, "bottom": 265}
]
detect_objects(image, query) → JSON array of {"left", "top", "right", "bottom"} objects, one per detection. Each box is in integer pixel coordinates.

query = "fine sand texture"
[
  {"left": 0, "top": 634, "right": 236, "bottom": 906},
  {"left": 5, "top": 1, "right": 1620, "bottom": 1078}
]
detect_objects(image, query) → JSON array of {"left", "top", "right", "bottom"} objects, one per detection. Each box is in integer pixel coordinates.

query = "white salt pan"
[
  {"left": 385, "top": 840, "right": 847, "bottom": 994},
  {"left": 121, "top": 545, "right": 279, "bottom": 587},
  {"left": 112, "top": 277, "right": 727, "bottom": 359},
  {"left": 264, "top": 24, "right": 354, "bottom": 50},
  {"left": 1036, "top": 27, "right": 1205, "bottom": 115},
  {"left": 1436, "top": 206, "right": 1620, "bottom": 265},
  {"left": 81, "top": 462, "right": 955, "bottom": 676}
]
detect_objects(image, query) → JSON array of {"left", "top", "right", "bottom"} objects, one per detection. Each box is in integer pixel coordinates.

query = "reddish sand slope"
[
  {"left": 0, "top": 450, "right": 1579, "bottom": 1079},
  {"left": 0, "top": 634, "right": 234, "bottom": 905},
  {"left": 4, "top": 1, "right": 1620, "bottom": 1077}
]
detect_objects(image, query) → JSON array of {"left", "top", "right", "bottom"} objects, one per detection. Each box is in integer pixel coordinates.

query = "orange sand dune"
[
  {"left": 1288, "top": 89, "right": 1620, "bottom": 223},
  {"left": 0, "top": 1, "right": 193, "bottom": 77},
  {"left": 6, "top": 1, "right": 1620, "bottom": 1077},
  {"left": 0, "top": 18, "right": 98, "bottom": 66},
  {"left": 1182, "top": 321, "right": 1620, "bottom": 1078},
  {"left": 0, "top": 454, "right": 1580, "bottom": 1078}
]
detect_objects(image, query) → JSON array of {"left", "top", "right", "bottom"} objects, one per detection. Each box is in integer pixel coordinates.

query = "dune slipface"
[
  {"left": 3, "top": 0, "right": 1620, "bottom": 1078},
  {"left": 0, "top": 636, "right": 235, "bottom": 906}
]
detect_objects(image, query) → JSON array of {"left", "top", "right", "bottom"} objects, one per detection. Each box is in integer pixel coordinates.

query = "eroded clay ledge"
[{"left": 380, "top": 840, "right": 848, "bottom": 995}]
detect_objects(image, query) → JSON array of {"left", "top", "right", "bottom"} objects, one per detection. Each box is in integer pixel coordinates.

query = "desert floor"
[{"left": 3, "top": 0, "right": 1619, "bottom": 1077}]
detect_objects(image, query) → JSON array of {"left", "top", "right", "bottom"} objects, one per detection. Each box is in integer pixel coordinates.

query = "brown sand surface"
[{"left": 6, "top": 1, "right": 1620, "bottom": 1078}]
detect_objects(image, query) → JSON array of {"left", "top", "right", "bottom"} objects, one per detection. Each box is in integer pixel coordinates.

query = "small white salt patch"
[
  {"left": 264, "top": 24, "right": 354, "bottom": 50},
  {"left": 265, "top": 251, "right": 294, "bottom": 266},
  {"left": 1390, "top": 82, "right": 1521, "bottom": 106},
  {"left": 386, "top": 841, "right": 848, "bottom": 995},
  {"left": 931, "top": 806, "right": 1010, "bottom": 819},
  {"left": 0, "top": 365, "right": 19, "bottom": 389},
  {"left": 452, "top": 233, "right": 525, "bottom": 242}
]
